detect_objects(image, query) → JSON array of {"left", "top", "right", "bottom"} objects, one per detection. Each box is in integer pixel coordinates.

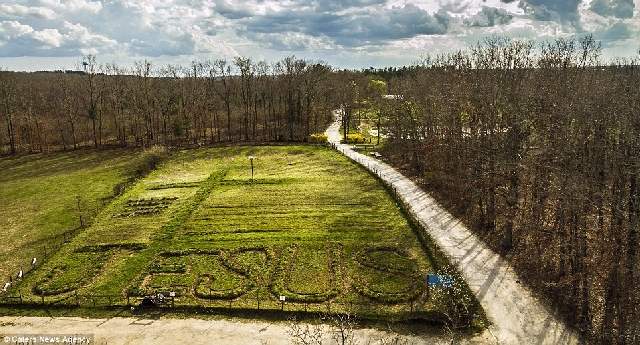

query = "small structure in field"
[{"left": 248, "top": 155, "right": 256, "bottom": 180}]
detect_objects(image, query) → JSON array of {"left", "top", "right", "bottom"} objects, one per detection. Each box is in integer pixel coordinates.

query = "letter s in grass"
[{"left": 353, "top": 246, "right": 423, "bottom": 303}]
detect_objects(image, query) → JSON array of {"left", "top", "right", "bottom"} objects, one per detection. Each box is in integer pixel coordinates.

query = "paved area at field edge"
[{"left": 0, "top": 315, "right": 493, "bottom": 345}]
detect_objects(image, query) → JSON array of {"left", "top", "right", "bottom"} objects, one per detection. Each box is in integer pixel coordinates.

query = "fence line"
[
  {"left": 1, "top": 225, "right": 83, "bottom": 296},
  {"left": 0, "top": 290, "right": 446, "bottom": 322}
]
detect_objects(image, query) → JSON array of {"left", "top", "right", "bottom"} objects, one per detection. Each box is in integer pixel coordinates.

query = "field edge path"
[{"left": 325, "top": 111, "right": 580, "bottom": 345}]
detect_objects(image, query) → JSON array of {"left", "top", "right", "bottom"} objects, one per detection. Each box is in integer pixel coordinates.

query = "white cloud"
[
  {"left": 0, "top": 0, "right": 637, "bottom": 70},
  {"left": 464, "top": 6, "right": 515, "bottom": 27},
  {"left": 37, "top": 0, "right": 103, "bottom": 14},
  {"left": 0, "top": 20, "right": 34, "bottom": 38},
  {"left": 0, "top": 19, "right": 116, "bottom": 56},
  {"left": 0, "top": 4, "right": 56, "bottom": 19},
  {"left": 62, "top": 21, "right": 117, "bottom": 49},
  {"left": 31, "top": 27, "right": 62, "bottom": 47}
]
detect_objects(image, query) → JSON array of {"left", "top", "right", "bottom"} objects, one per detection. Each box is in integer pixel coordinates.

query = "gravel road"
[{"left": 325, "top": 111, "right": 580, "bottom": 345}]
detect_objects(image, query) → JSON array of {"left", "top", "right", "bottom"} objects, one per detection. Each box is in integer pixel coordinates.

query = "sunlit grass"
[
  {"left": 0, "top": 148, "right": 144, "bottom": 280},
  {"left": 5, "top": 145, "right": 482, "bottom": 325}
]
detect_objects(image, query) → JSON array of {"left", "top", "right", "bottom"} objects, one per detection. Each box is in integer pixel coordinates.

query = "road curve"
[{"left": 325, "top": 112, "right": 580, "bottom": 345}]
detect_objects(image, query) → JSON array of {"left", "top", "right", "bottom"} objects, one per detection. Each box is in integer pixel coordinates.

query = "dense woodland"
[
  {"left": 374, "top": 37, "right": 640, "bottom": 344},
  {"left": 1, "top": 37, "right": 639, "bottom": 344},
  {"left": 0, "top": 56, "right": 336, "bottom": 153}
]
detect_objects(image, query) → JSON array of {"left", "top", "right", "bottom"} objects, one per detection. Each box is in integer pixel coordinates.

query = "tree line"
[
  {"left": 368, "top": 36, "right": 639, "bottom": 344},
  {"left": 0, "top": 56, "right": 336, "bottom": 154}
]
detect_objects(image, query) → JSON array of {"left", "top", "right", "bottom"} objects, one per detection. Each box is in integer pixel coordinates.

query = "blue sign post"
[
  {"left": 427, "top": 274, "right": 454, "bottom": 288},
  {"left": 426, "top": 274, "right": 454, "bottom": 299}
]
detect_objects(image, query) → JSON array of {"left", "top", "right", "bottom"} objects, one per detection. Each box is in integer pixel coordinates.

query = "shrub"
[
  {"left": 433, "top": 265, "right": 483, "bottom": 329},
  {"left": 114, "top": 146, "right": 168, "bottom": 196},
  {"left": 147, "top": 181, "right": 201, "bottom": 190},
  {"left": 345, "top": 133, "right": 366, "bottom": 144},
  {"left": 159, "top": 249, "right": 220, "bottom": 257},
  {"left": 353, "top": 283, "right": 422, "bottom": 304},
  {"left": 75, "top": 243, "right": 147, "bottom": 253},
  {"left": 142, "top": 145, "right": 168, "bottom": 166},
  {"left": 309, "top": 133, "right": 328, "bottom": 143}
]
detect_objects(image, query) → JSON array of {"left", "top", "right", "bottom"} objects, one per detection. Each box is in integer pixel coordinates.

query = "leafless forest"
[
  {"left": 0, "top": 56, "right": 336, "bottom": 153},
  {"left": 1, "top": 37, "right": 639, "bottom": 344},
  {"left": 378, "top": 37, "right": 639, "bottom": 344}
]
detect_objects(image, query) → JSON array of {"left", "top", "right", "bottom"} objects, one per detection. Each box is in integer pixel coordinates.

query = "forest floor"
[{"left": 325, "top": 111, "right": 580, "bottom": 345}]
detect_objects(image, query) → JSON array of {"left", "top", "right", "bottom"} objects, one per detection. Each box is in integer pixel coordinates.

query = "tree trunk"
[
  {"left": 502, "top": 168, "right": 519, "bottom": 251},
  {"left": 67, "top": 112, "right": 77, "bottom": 150},
  {"left": 3, "top": 93, "right": 16, "bottom": 154},
  {"left": 226, "top": 100, "right": 231, "bottom": 141},
  {"left": 623, "top": 172, "right": 639, "bottom": 343},
  {"left": 376, "top": 110, "right": 381, "bottom": 145},
  {"left": 57, "top": 119, "right": 67, "bottom": 150},
  {"left": 92, "top": 117, "right": 98, "bottom": 148},
  {"left": 5, "top": 112, "right": 15, "bottom": 155}
]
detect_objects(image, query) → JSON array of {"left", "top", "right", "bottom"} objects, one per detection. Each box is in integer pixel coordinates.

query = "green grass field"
[
  {"left": 0, "top": 149, "right": 148, "bottom": 282},
  {"left": 2, "top": 145, "right": 483, "bottom": 326}
]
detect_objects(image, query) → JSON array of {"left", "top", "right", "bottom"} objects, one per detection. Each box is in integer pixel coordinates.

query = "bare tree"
[
  {"left": 373, "top": 37, "right": 640, "bottom": 344},
  {"left": 288, "top": 316, "right": 325, "bottom": 345},
  {"left": 133, "top": 60, "right": 155, "bottom": 146},
  {"left": 0, "top": 70, "right": 17, "bottom": 154},
  {"left": 81, "top": 55, "right": 100, "bottom": 148},
  {"left": 212, "top": 59, "right": 234, "bottom": 141},
  {"left": 235, "top": 57, "right": 254, "bottom": 141}
]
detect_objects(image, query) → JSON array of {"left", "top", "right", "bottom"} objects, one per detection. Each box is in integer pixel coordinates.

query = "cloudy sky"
[{"left": 0, "top": 0, "right": 638, "bottom": 71}]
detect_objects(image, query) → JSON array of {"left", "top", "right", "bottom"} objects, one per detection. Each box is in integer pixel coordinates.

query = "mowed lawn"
[
  {"left": 6, "top": 146, "right": 482, "bottom": 324},
  {"left": 0, "top": 149, "right": 145, "bottom": 282}
]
